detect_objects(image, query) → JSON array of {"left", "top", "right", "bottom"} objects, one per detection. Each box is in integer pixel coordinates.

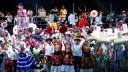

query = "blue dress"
[{"left": 17, "top": 52, "right": 35, "bottom": 70}]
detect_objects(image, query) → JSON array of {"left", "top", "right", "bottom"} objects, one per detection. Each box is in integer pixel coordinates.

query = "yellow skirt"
[{"left": 49, "top": 22, "right": 58, "bottom": 30}]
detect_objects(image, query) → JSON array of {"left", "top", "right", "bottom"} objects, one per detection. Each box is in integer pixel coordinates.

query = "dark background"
[{"left": 0, "top": 0, "right": 128, "bottom": 15}]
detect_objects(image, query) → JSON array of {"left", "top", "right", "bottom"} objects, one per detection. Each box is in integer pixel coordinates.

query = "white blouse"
[
  {"left": 44, "top": 42, "right": 54, "bottom": 56},
  {"left": 6, "top": 45, "right": 18, "bottom": 60}
]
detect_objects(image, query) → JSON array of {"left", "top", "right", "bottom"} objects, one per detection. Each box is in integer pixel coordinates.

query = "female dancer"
[{"left": 51, "top": 40, "right": 63, "bottom": 72}]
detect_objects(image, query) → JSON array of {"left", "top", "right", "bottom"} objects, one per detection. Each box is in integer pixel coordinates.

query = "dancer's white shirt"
[
  {"left": 71, "top": 39, "right": 85, "bottom": 56},
  {"left": 6, "top": 45, "right": 18, "bottom": 60},
  {"left": 44, "top": 42, "right": 54, "bottom": 56}
]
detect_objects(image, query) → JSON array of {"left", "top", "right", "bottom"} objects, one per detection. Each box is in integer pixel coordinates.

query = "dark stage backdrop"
[{"left": 0, "top": 0, "right": 127, "bottom": 15}]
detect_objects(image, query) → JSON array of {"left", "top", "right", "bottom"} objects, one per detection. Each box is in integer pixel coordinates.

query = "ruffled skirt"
[
  {"left": 17, "top": 53, "right": 35, "bottom": 70},
  {"left": 80, "top": 68, "right": 94, "bottom": 72},
  {"left": 50, "top": 65, "right": 61, "bottom": 72},
  {"left": 61, "top": 65, "right": 75, "bottom": 72}
]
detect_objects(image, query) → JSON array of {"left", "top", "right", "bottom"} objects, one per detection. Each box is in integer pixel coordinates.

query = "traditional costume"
[
  {"left": 44, "top": 37, "right": 54, "bottom": 72},
  {"left": 40, "top": 48, "right": 47, "bottom": 72},
  {"left": 113, "top": 29, "right": 128, "bottom": 71},
  {"left": 80, "top": 42, "right": 96, "bottom": 72},
  {"left": 71, "top": 35, "right": 85, "bottom": 72},
  {"left": 33, "top": 46, "right": 43, "bottom": 72},
  {"left": 6, "top": 44, "right": 18, "bottom": 72},
  {"left": 95, "top": 43, "right": 110, "bottom": 72},
  {"left": 51, "top": 40, "right": 63, "bottom": 72},
  {"left": 47, "top": 14, "right": 58, "bottom": 30},
  {"left": 16, "top": 44, "right": 35, "bottom": 71},
  {"left": 61, "top": 41, "right": 75, "bottom": 72},
  {"left": 0, "top": 42, "right": 9, "bottom": 72}
]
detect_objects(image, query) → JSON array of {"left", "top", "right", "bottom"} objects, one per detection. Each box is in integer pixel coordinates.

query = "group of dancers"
[{"left": 0, "top": 3, "right": 128, "bottom": 72}]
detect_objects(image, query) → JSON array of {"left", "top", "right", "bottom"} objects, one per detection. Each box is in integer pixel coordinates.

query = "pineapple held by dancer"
[
  {"left": 51, "top": 40, "right": 63, "bottom": 72},
  {"left": 33, "top": 43, "right": 43, "bottom": 71},
  {"left": 80, "top": 42, "right": 96, "bottom": 72}
]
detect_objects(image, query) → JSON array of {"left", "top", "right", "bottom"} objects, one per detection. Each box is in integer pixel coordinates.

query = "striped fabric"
[{"left": 17, "top": 53, "right": 35, "bottom": 70}]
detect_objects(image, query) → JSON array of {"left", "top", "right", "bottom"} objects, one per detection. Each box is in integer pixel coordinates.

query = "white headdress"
[
  {"left": 13, "top": 25, "right": 19, "bottom": 35},
  {"left": 1, "top": 20, "right": 8, "bottom": 28},
  {"left": 0, "top": 37, "right": 5, "bottom": 43},
  {"left": 90, "top": 10, "right": 98, "bottom": 18},
  {"left": 28, "top": 23, "right": 37, "bottom": 31}
]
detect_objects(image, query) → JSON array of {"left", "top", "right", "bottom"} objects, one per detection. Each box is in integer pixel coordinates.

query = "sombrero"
[
  {"left": 74, "top": 37, "right": 81, "bottom": 41},
  {"left": 75, "top": 32, "right": 84, "bottom": 38},
  {"left": 46, "top": 37, "right": 52, "bottom": 42},
  {"left": 65, "top": 31, "right": 71, "bottom": 35}
]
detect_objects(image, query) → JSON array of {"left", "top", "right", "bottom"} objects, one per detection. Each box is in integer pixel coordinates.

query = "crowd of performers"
[{"left": 1, "top": 3, "right": 128, "bottom": 72}]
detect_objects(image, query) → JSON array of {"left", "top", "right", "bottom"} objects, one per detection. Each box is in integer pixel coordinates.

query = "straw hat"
[
  {"left": 65, "top": 31, "right": 71, "bottom": 35},
  {"left": 74, "top": 36, "right": 81, "bottom": 41},
  {"left": 75, "top": 32, "right": 84, "bottom": 38},
  {"left": 45, "top": 35, "right": 52, "bottom": 42}
]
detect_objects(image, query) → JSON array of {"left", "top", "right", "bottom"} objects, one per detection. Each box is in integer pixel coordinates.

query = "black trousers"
[
  {"left": 46, "top": 56, "right": 52, "bottom": 72},
  {"left": 8, "top": 60, "right": 17, "bottom": 72},
  {"left": 13, "top": 60, "right": 17, "bottom": 72},
  {"left": 73, "top": 56, "right": 81, "bottom": 72}
]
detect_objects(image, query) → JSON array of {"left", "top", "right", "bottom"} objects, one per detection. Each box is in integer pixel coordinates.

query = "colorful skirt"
[
  {"left": 61, "top": 65, "right": 75, "bottom": 72},
  {"left": 80, "top": 68, "right": 94, "bottom": 72},
  {"left": 49, "top": 22, "right": 58, "bottom": 30},
  {"left": 17, "top": 53, "right": 35, "bottom": 70},
  {"left": 50, "top": 65, "right": 61, "bottom": 72},
  {"left": 50, "top": 52, "right": 63, "bottom": 72}
]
